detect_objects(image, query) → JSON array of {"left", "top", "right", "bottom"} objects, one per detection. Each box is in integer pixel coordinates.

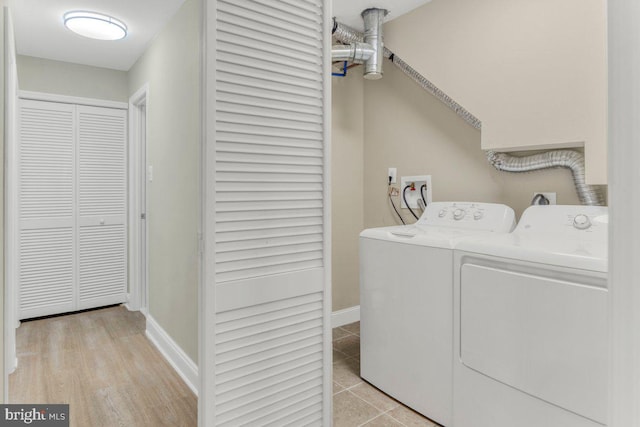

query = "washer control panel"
[{"left": 417, "top": 202, "right": 516, "bottom": 232}]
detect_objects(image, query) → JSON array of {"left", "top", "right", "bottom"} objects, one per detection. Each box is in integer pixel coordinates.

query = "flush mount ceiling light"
[{"left": 63, "top": 11, "right": 127, "bottom": 41}]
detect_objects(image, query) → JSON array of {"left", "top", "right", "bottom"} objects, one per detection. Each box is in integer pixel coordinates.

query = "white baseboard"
[
  {"left": 332, "top": 305, "right": 360, "bottom": 328},
  {"left": 145, "top": 314, "right": 199, "bottom": 396},
  {"left": 8, "top": 357, "right": 17, "bottom": 375}
]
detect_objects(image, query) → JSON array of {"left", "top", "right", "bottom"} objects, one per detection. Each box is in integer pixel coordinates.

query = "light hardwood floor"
[{"left": 9, "top": 305, "right": 197, "bottom": 427}]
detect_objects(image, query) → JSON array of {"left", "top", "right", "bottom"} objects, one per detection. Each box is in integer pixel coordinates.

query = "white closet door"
[
  {"left": 18, "top": 100, "right": 76, "bottom": 319},
  {"left": 17, "top": 100, "right": 127, "bottom": 319},
  {"left": 210, "top": 0, "right": 331, "bottom": 425},
  {"left": 77, "top": 105, "right": 127, "bottom": 309}
]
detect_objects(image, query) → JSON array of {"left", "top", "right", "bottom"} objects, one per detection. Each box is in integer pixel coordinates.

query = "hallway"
[{"left": 9, "top": 305, "right": 197, "bottom": 426}]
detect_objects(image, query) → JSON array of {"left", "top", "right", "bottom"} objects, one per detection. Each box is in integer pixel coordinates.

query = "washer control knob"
[
  {"left": 573, "top": 214, "right": 591, "bottom": 230},
  {"left": 438, "top": 209, "right": 447, "bottom": 218},
  {"left": 473, "top": 211, "right": 484, "bottom": 220},
  {"left": 453, "top": 209, "right": 466, "bottom": 220}
]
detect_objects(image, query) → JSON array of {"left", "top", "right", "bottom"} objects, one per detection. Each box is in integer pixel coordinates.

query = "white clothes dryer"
[
  {"left": 453, "top": 205, "right": 608, "bottom": 427},
  {"left": 360, "top": 202, "right": 515, "bottom": 426}
]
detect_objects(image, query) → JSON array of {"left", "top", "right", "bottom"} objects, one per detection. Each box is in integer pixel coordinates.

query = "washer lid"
[
  {"left": 360, "top": 224, "right": 500, "bottom": 249},
  {"left": 457, "top": 205, "right": 608, "bottom": 272}
]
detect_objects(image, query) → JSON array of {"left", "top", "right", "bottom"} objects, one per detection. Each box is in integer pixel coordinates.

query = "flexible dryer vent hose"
[
  {"left": 332, "top": 19, "right": 605, "bottom": 206},
  {"left": 486, "top": 150, "right": 605, "bottom": 206}
]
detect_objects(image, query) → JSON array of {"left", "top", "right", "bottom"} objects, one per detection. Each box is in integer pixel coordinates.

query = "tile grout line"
[
  {"left": 354, "top": 404, "right": 411, "bottom": 427},
  {"left": 380, "top": 407, "right": 411, "bottom": 427}
]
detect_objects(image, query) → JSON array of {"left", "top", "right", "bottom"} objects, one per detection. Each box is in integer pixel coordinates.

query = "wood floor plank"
[{"left": 9, "top": 305, "right": 197, "bottom": 427}]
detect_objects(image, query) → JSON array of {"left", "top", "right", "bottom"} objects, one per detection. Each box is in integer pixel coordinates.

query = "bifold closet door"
[
  {"left": 17, "top": 100, "right": 127, "bottom": 319},
  {"left": 210, "top": 0, "right": 331, "bottom": 424},
  {"left": 18, "top": 100, "right": 76, "bottom": 319},
  {"left": 77, "top": 105, "right": 127, "bottom": 310}
]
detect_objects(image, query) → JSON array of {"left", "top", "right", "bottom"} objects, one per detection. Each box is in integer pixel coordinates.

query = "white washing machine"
[
  {"left": 360, "top": 202, "right": 516, "bottom": 426},
  {"left": 453, "top": 205, "right": 608, "bottom": 427}
]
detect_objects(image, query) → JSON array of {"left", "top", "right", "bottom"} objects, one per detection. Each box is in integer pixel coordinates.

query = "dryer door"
[{"left": 460, "top": 263, "right": 607, "bottom": 425}]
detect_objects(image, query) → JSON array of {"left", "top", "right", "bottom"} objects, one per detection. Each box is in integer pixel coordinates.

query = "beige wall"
[
  {"left": 16, "top": 55, "right": 128, "bottom": 102},
  {"left": 128, "top": 0, "right": 201, "bottom": 363},
  {"left": 384, "top": 0, "right": 607, "bottom": 184},
  {"left": 331, "top": 71, "right": 364, "bottom": 312},
  {"left": 363, "top": 59, "right": 581, "bottom": 229}
]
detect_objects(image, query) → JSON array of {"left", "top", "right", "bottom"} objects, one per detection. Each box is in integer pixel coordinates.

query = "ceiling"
[
  {"left": 9, "top": 0, "right": 430, "bottom": 71},
  {"left": 333, "top": 0, "right": 432, "bottom": 31},
  {"left": 9, "top": 0, "right": 186, "bottom": 71}
]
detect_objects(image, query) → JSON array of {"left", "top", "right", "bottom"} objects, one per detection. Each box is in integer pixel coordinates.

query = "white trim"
[
  {"left": 18, "top": 90, "right": 128, "bottom": 110},
  {"left": 201, "top": 1, "right": 216, "bottom": 425},
  {"left": 127, "top": 83, "right": 149, "bottom": 313},
  {"left": 145, "top": 314, "right": 199, "bottom": 397},
  {"left": 4, "top": 6, "right": 19, "bottom": 402},
  {"left": 608, "top": 1, "right": 640, "bottom": 425},
  {"left": 332, "top": 306, "right": 360, "bottom": 328}
]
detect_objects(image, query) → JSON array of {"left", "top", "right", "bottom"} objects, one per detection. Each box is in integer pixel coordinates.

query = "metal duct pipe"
[
  {"left": 486, "top": 150, "right": 605, "bottom": 206},
  {"left": 361, "top": 8, "right": 388, "bottom": 80},
  {"left": 332, "top": 19, "right": 364, "bottom": 45},
  {"left": 331, "top": 42, "right": 375, "bottom": 63}
]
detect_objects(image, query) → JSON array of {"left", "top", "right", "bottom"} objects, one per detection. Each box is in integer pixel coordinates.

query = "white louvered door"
[
  {"left": 77, "top": 106, "right": 127, "bottom": 309},
  {"left": 18, "top": 100, "right": 76, "bottom": 318},
  {"left": 17, "top": 100, "right": 127, "bottom": 319},
  {"left": 208, "top": 0, "right": 331, "bottom": 425}
]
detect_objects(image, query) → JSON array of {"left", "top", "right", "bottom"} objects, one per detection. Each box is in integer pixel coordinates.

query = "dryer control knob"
[
  {"left": 453, "top": 209, "right": 466, "bottom": 220},
  {"left": 438, "top": 209, "right": 447, "bottom": 218},
  {"left": 473, "top": 211, "right": 484, "bottom": 220},
  {"left": 573, "top": 214, "right": 591, "bottom": 230}
]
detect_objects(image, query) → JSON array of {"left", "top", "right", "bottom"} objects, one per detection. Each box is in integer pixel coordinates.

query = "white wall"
[
  {"left": 127, "top": 0, "right": 201, "bottom": 363},
  {"left": 16, "top": 55, "right": 128, "bottom": 102}
]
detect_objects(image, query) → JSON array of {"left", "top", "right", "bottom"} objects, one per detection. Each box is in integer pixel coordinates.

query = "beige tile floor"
[{"left": 333, "top": 322, "right": 442, "bottom": 427}]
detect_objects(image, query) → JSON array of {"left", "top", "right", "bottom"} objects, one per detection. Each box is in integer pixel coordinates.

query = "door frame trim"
[
  {"left": 18, "top": 90, "right": 128, "bottom": 110},
  {"left": 4, "top": 7, "right": 18, "bottom": 401},
  {"left": 127, "top": 84, "right": 149, "bottom": 314}
]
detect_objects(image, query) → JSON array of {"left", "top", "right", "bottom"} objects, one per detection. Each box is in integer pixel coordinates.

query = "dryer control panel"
[
  {"left": 516, "top": 205, "right": 608, "bottom": 238},
  {"left": 416, "top": 202, "right": 516, "bottom": 233}
]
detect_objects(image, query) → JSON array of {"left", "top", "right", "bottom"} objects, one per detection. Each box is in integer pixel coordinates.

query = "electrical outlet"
[
  {"left": 389, "top": 187, "right": 399, "bottom": 197},
  {"left": 532, "top": 192, "right": 556, "bottom": 205},
  {"left": 388, "top": 167, "right": 397, "bottom": 184},
  {"left": 400, "top": 175, "right": 432, "bottom": 209}
]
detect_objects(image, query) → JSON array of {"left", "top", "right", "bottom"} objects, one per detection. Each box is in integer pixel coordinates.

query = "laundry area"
[
  {"left": 1, "top": 0, "right": 640, "bottom": 425},
  {"left": 331, "top": 0, "right": 611, "bottom": 426}
]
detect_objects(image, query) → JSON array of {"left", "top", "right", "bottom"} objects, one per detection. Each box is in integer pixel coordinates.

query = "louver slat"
[{"left": 214, "top": 0, "right": 327, "bottom": 423}]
